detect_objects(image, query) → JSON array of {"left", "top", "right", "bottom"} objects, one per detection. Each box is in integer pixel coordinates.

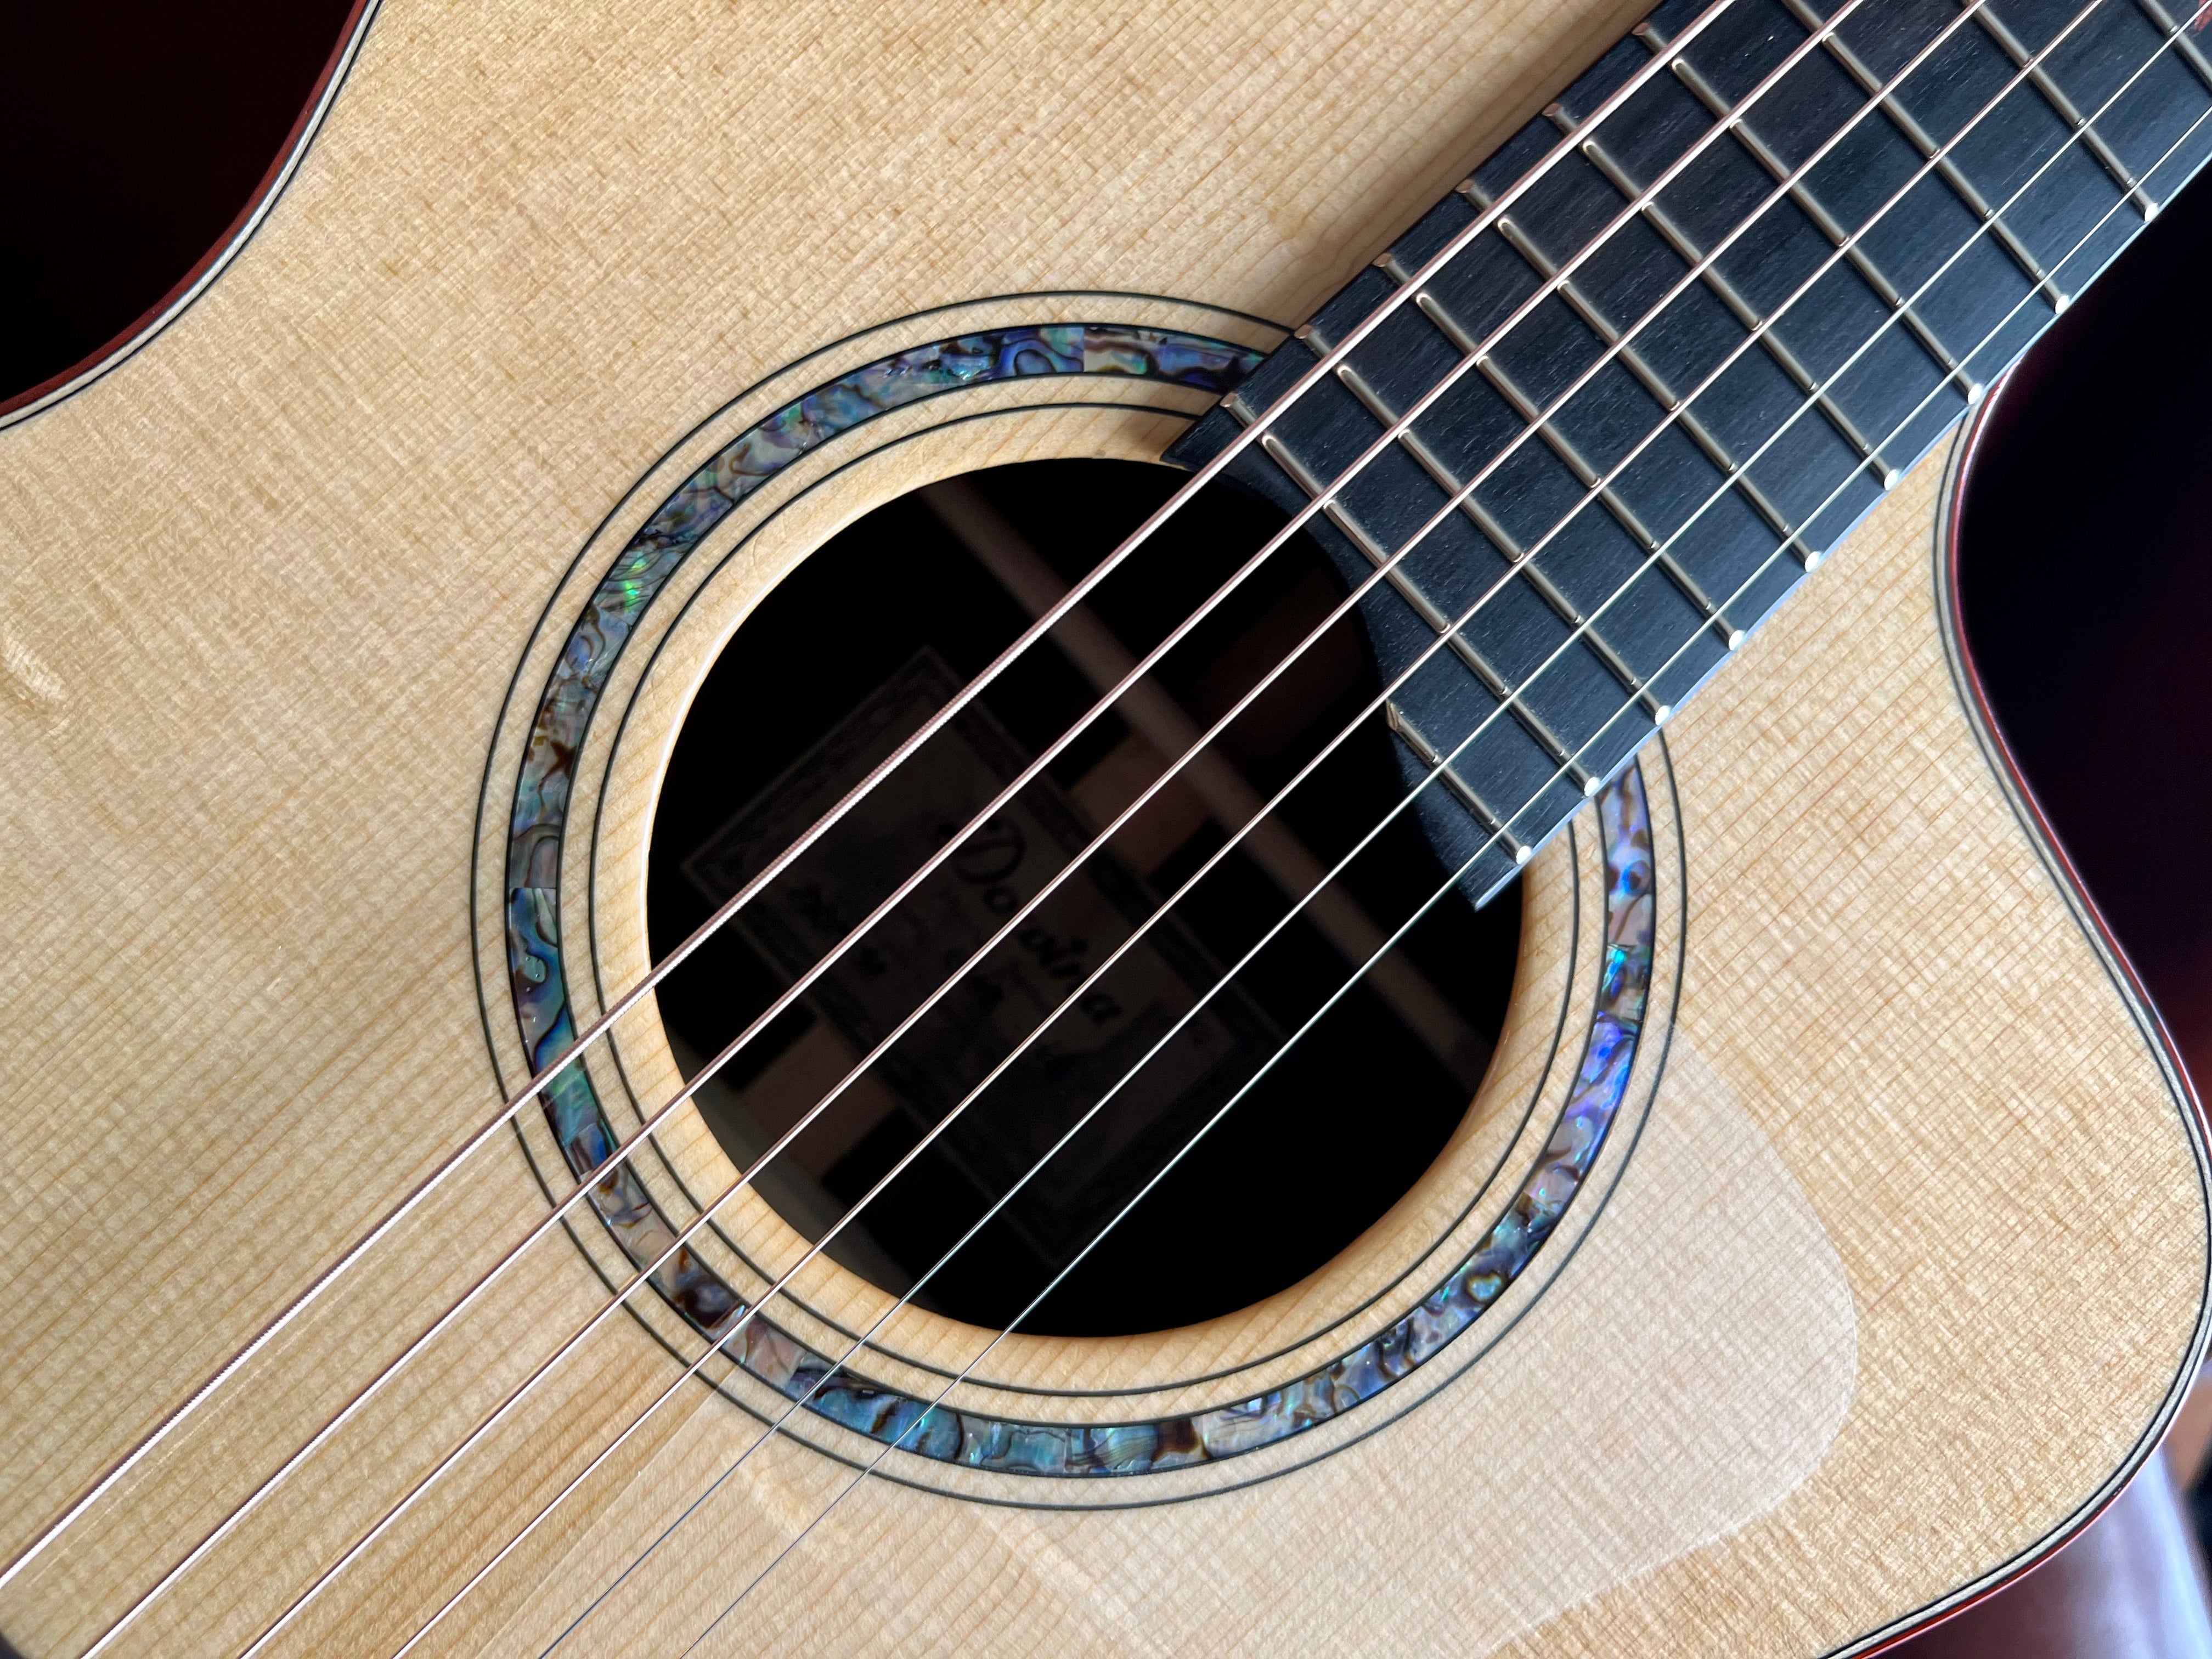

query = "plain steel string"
[
  {"left": 88, "top": 14, "right": 1893, "bottom": 1652},
  {"left": 0, "top": 7, "right": 1755, "bottom": 1601},
  {"left": 254, "top": 3, "right": 2104, "bottom": 1646},
  {"left": 623, "top": 12, "right": 2212, "bottom": 1641},
  {"left": 202, "top": 11, "right": 2004, "bottom": 1652},
  {"left": 673, "top": 84, "right": 2212, "bottom": 1659},
  {"left": 410, "top": 7, "right": 2162, "bottom": 1652},
  {"left": 34, "top": 7, "right": 1798, "bottom": 1640}
]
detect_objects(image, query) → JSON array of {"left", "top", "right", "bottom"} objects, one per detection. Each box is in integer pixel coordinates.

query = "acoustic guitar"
[{"left": 5, "top": 0, "right": 2211, "bottom": 1652}]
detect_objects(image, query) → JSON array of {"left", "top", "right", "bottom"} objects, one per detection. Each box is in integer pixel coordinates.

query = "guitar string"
[
  {"left": 145, "top": 8, "right": 2013, "bottom": 1653},
  {"left": 60, "top": 0, "right": 2185, "bottom": 1645},
  {"left": 667, "top": 79, "right": 2212, "bottom": 1659},
  {"left": 71, "top": 10, "right": 1864, "bottom": 1646},
  {"left": 129, "top": 6, "right": 2168, "bottom": 1654},
  {"left": 385, "top": 10, "right": 2187, "bottom": 1655},
  {"left": 0, "top": 0, "right": 1751, "bottom": 1600},
  {"left": 173, "top": 2, "right": 2149, "bottom": 1649},
  {"left": 617, "top": 28, "right": 2212, "bottom": 1647},
  {"left": 29, "top": 0, "right": 1785, "bottom": 1623}
]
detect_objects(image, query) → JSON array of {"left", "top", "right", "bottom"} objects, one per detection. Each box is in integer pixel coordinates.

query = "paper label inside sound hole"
[{"left": 681, "top": 647, "right": 1280, "bottom": 1264}]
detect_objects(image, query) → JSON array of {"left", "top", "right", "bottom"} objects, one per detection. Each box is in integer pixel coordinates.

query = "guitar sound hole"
[{"left": 646, "top": 459, "right": 1521, "bottom": 1338}]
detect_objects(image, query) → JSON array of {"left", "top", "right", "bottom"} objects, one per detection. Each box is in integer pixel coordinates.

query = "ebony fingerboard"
[{"left": 1168, "top": 0, "right": 2212, "bottom": 903}]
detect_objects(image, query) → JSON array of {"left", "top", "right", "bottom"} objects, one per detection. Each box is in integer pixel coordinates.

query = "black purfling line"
[{"left": 579, "top": 393, "right": 1566, "bottom": 1404}]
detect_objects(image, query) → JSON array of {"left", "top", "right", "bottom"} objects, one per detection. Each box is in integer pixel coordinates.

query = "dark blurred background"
[
  {"left": 6, "top": 2, "right": 2210, "bottom": 1649},
  {"left": 0, "top": 0, "right": 364, "bottom": 415},
  {"left": 1957, "top": 167, "right": 2212, "bottom": 1088}
]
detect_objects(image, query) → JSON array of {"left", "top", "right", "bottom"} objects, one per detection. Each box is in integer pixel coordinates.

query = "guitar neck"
[{"left": 1170, "top": 0, "right": 2212, "bottom": 897}]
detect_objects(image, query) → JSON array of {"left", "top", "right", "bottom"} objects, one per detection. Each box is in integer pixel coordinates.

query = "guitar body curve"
[{"left": 0, "top": 0, "right": 2204, "bottom": 1652}]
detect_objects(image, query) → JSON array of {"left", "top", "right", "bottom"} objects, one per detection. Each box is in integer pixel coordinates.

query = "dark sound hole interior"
[{"left": 646, "top": 458, "right": 1522, "bottom": 1338}]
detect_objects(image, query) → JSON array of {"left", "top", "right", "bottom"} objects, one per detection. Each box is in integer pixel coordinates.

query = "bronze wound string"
[
  {"left": 387, "top": 12, "right": 2204, "bottom": 1654},
  {"left": 91, "top": 0, "right": 2159, "bottom": 1654},
  {"left": 0, "top": 2, "right": 1754, "bottom": 1607},
  {"left": 659, "top": 67, "right": 2212, "bottom": 1659}
]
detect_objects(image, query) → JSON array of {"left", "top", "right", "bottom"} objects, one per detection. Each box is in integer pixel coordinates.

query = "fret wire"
[
  {"left": 1453, "top": 208, "right": 1825, "bottom": 567},
  {"left": 645, "top": 38, "right": 2212, "bottom": 1655},
  {"left": 1561, "top": 116, "right": 1905, "bottom": 482},
  {"left": 1404, "top": 316, "right": 1734, "bottom": 641},
  {"left": 2138, "top": 0, "right": 2212, "bottom": 89},
  {"left": 1778, "top": 0, "right": 2074, "bottom": 310},
  {"left": 1304, "top": 333, "right": 1542, "bottom": 562},
  {"left": 1384, "top": 703, "right": 1536, "bottom": 857},
  {"left": 211, "top": 6, "right": 2212, "bottom": 1654},
  {"left": 1378, "top": 224, "right": 1750, "bottom": 643},
  {"left": 427, "top": 31, "right": 2209, "bottom": 1654},
  {"left": 1969, "top": 0, "right": 2164, "bottom": 216},
  {"left": 1641, "top": 19, "right": 1987, "bottom": 396}
]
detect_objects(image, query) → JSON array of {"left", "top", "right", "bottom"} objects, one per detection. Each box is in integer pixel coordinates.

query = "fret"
[
  {"left": 1384, "top": 704, "right": 1536, "bottom": 863},
  {"left": 1420, "top": 212, "right": 1825, "bottom": 571},
  {"left": 1248, "top": 422, "right": 1621, "bottom": 795},
  {"left": 1971, "top": 1, "right": 2163, "bottom": 216},
  {"left": 1643, "top": 14, "right": 1990, "bottom": 396},
  {"left": 1547, "top": 131, "right": 1903, "bottom": 484},
  {"left": 1252, "top": 419, "right": 1606, "bottom": 788},
  {"left": 1779, "top": 0, "right": 2075, "bottom": 308},
  {"left": 1984, "top": 0, "right": 2212, "bottom": 202},
  {"left": 2137, "top": 0, "right": 2212, "bottom": 90},
  {"left": 1166, "top": 0, "right": 2212, "bottom": 898},
  {"left": 1324, "top": 356, "right": 1554, "bottom": 582}
]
